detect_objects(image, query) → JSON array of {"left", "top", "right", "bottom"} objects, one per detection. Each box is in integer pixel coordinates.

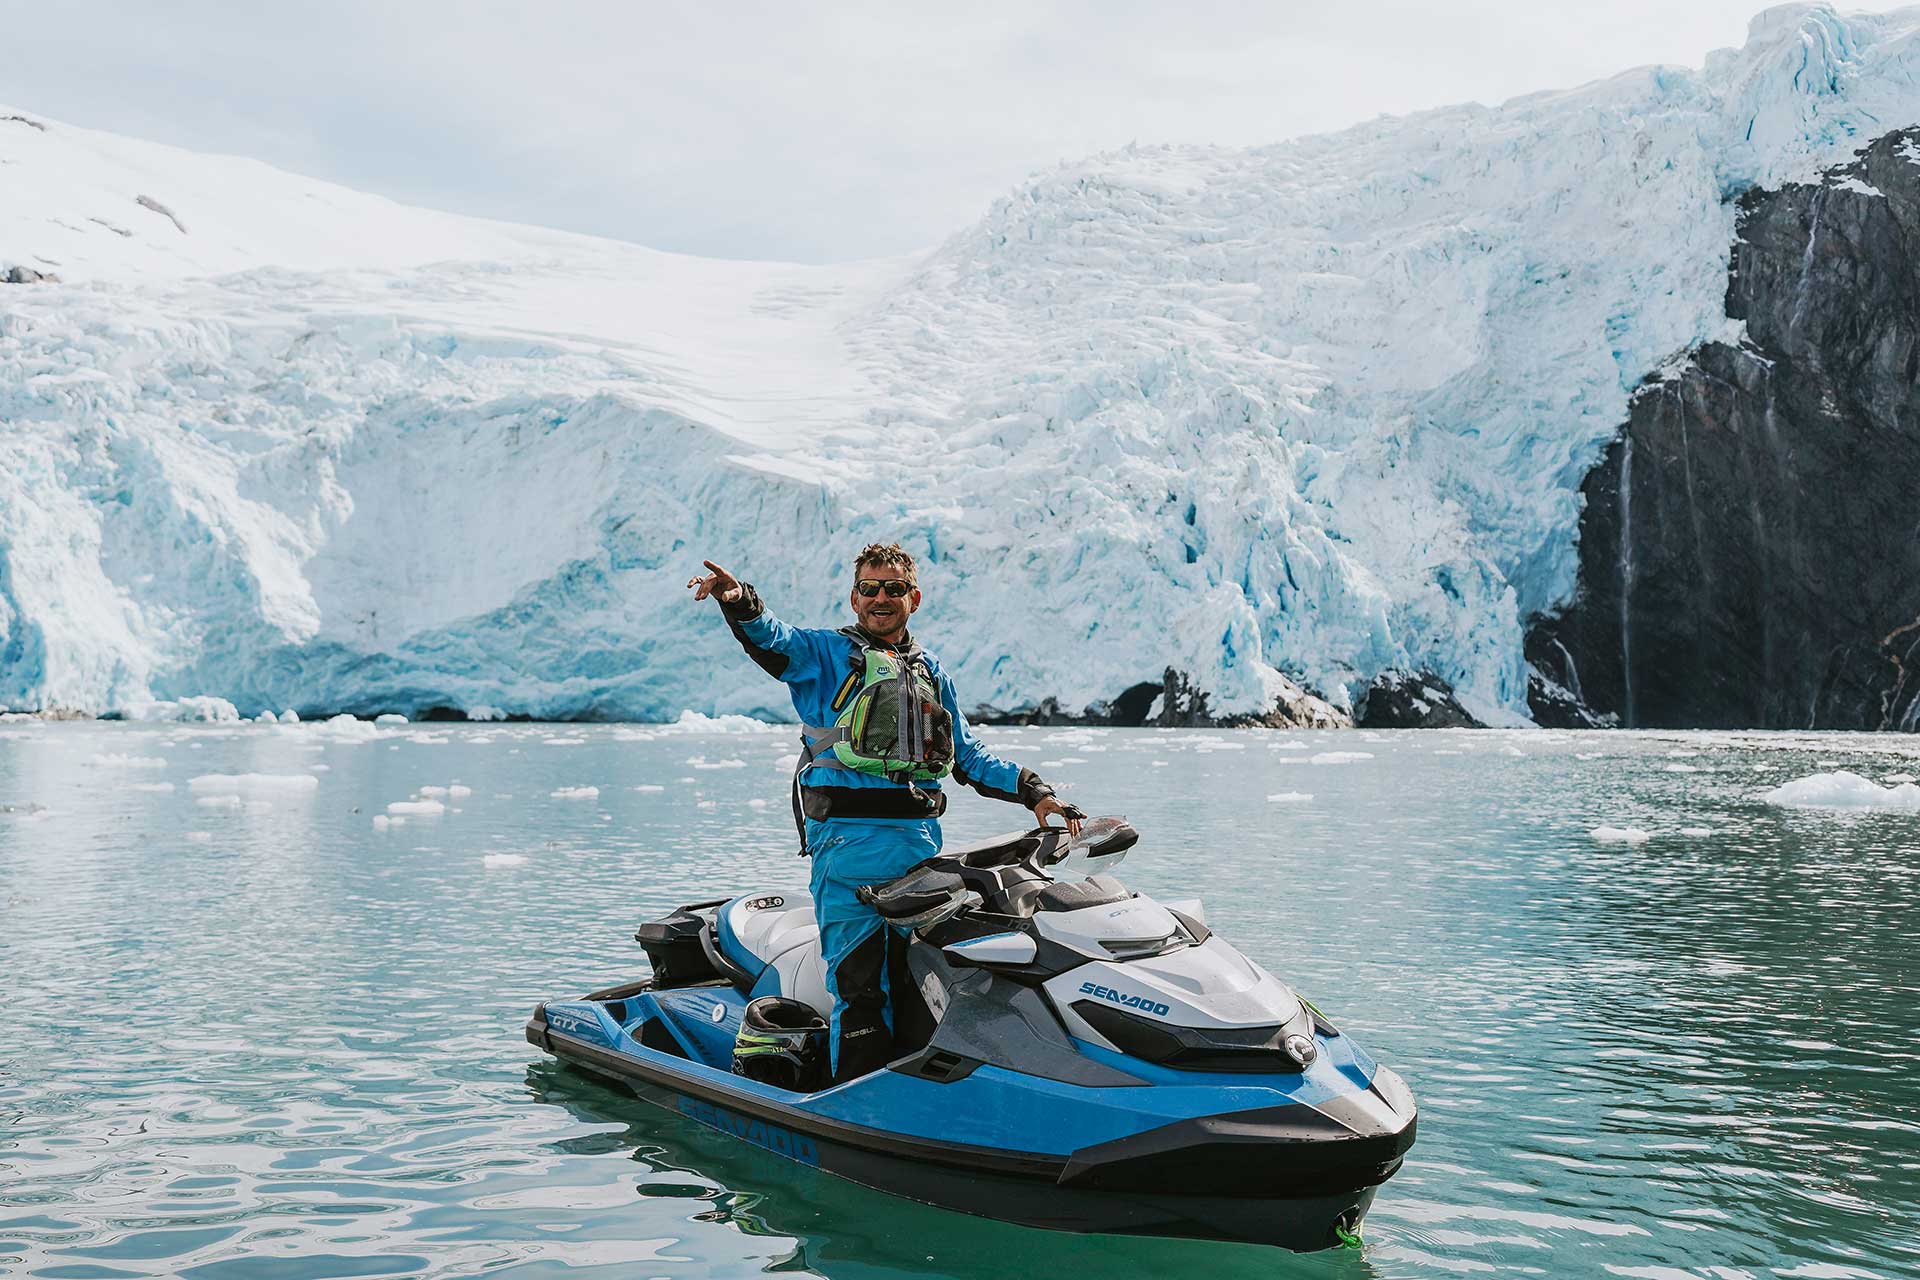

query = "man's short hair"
[{"left": 854, "top": 542, "right": 917, "bottom": 582}]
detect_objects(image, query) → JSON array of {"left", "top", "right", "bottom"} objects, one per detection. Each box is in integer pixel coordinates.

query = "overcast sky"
[{"left": 0, "top": 1, "right": 1876, "bottom": 262}]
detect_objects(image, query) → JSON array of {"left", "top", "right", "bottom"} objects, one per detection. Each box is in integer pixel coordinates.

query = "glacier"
[{"left": 4, "top": 2, "right": 1920, "bottom": 724}]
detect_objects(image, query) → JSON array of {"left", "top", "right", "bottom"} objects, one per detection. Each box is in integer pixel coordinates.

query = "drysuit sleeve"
[
  {"left": 939, "top": 671, "right": 1056, "bottom": 808},
  {"left": 717, "top": 582, "right": 831, "bottom": 685}
]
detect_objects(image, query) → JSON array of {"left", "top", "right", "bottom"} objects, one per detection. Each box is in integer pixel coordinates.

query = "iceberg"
[{"left": 4, "top": 4, "right": 1920, "bottom": 723}]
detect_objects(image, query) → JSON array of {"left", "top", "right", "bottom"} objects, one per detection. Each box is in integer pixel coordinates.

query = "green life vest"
[{"left": 801, "top": 634, "right": 954, "bottom": 784}]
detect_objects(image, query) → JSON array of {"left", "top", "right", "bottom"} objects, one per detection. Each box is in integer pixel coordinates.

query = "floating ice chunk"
[
  {"left": 196, "top": 794, "right": 242, "bottom": 809},
  {"left": 320, "top": 714, "right": 381, "bottom": 741},
  {"left": 632, "top": 783, "right": 666, "bottom": 792},
  {"left": 544, "top": 737, "right": 587, "bottom": 746},
  {"left": 388, "top": 798, "right": 446, "bottom": 815},
  {"left": 666, "top": 711, "right": 780, "bottom": 734},
  {"left": 1679, "top": 826, "right": 1715, "bottom": 837},
  {"left": 186, "top": 831, "right": 212, "bottom": 843},
  {"left": 1060, "top": 756, "right": 1089, "bottom": 764},
  {"left": 1664, "top": 764, "right": 1703, "bottom": 773},
  {"left": 483, "top": 853, "right": 527, "bottom": 868},
  {"left": 90, "top": 752, "right": 167, "bottom": 768},
  {"left": 1500, "top": 746, "right": 1525, "bottom": 757},
  {"left": 1762, "top": 771, "right": 1920, "bottom": 811},
  {"left": 375, "top": 713, "right": 409, "bottom": 725},
  {"left": 551, "top": 786, "right": 600, "bottom": 800},
  {"left": 1589, "top": 825, "right": 1651, "bottom": 843},
  {"left": 373, "top": 815, "right": 391, "bottom": 830},
  {"left": 1266, "top": 740, "right": 1309, "bottom": 750},
  {"left": 126, "top": 696, "right": 240, "bottom": 723},
  {"left": 255, "top": 710, "right": 279, "bottom": 724},
  {"left": 418, "top": 785, "right": 449, "bottom": 797},
  {"left": 748, "top": 798, "right": 770, "bottom": 808},
  {"left": 1433, "top": 749, "right": 1464, "bottom": 755},
  {"left": 189, "top": 773, "right": 320, "bottom": 795},
  {"left": 1266, "top": 791, "right": 1314, "bottom": 803},
  {"left": 696, "top": 799, "right": 720, "bottom": 810},
  {"left": 280, "top": 709, "right": 301, "bottom": 724},
  {"left": 688, "top": 756, "right": 747, "bottom": 769},
  {"left": 449, "top": 784, "right": 473, "bottom": 798},
  {"left": 1885, "top": 773, "right": 1917, "bottom": 784},
  {"left": 124, "top": 781, "right": 175, "bottom": 793},
  {"left": 771, "top": 754, "right": 799, "bottom": 772},
  {"left": 1311, "top": 751, "right": 1374, "bottom": 765},
  {"left": 1040, "top": 759, "right": 1065, "bottom": 768},
  {"left": 1151, "top": 760, "right": 1169, "bottom": 767},
  {"left": 468, "top": 705, "right": 507, "bottom": 722}
]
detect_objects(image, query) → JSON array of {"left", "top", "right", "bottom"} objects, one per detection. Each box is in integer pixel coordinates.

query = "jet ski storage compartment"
[{"left": 634, "top": 898, "right": 729, "bottom": 989}]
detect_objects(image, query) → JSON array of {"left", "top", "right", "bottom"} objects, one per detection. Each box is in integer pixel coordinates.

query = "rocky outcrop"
[
  {"left": 972, "top": 666, "right": 1352, "bottom": 729},
  {"left": 1530, "top": 129, "right": 1920, "bottom": 730},
  {"left": 1355, "top": 670, "right": 1482, "bottom": 729}
]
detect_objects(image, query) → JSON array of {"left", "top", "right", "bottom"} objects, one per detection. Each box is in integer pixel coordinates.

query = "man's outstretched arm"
[{"left": 688, "top": 559, "right": 824, "bottom": 684}]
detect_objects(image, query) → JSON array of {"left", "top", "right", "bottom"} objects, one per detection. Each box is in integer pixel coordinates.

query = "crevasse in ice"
[{"left": 2, "top": 4, "right": 1916, "bottom": 722}]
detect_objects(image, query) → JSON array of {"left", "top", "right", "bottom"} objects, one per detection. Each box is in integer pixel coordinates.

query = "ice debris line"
[{"left": 4, "top": 4, "right": 1920, "bottom": 725}]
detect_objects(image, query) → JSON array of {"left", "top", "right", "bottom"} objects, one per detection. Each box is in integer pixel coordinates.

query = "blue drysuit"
[{"left": 717, "top": 583, "right": 1052, "bottom": 1080}]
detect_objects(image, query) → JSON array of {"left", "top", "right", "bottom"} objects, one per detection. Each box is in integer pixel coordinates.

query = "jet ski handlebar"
[{"left": 856, "top": 816, "right": 1138, "bottom": 926}]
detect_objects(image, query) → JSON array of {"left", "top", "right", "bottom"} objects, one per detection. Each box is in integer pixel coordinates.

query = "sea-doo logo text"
[
  {"left": 1079, "top": 981, "right": 1171, "bottom": 1017},
  {"left": 745, "top": 896, "right": 785, "bottom": 911},
  {"left": 677, "top": 1096, "right": 820, "bottom": 1167}
]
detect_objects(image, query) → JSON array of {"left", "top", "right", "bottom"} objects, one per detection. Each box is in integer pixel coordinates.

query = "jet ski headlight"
[{"left": 1283, "top": 1033, "right": 1317, "bottom": 1067}]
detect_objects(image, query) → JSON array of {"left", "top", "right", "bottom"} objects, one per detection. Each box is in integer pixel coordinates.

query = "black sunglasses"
[{"left": 854, "top": 578, "right": 915, "bottom": 599}]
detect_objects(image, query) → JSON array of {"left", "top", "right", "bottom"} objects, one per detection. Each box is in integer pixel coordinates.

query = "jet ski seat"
[{"left": 712, "top": 892, "right": 832, "bottom": 1017}]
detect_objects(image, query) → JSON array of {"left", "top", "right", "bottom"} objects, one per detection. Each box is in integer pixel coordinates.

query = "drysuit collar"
[{"left": 851, "top": 623, "right": 914, "bottom": 653}]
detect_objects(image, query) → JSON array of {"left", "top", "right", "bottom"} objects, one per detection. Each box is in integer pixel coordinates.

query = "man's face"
[{"left": 850, "top": 561, "right": 920, "bottom": 641}]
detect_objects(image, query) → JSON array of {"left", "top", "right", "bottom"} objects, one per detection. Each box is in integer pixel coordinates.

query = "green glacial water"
[{"left": 1, "top": 718, "right": 1916, "bottom": 1279}]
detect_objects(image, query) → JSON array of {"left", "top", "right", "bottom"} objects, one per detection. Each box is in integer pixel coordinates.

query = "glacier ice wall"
[{"left": 4, "top": 3, "right": 1920, "bottom": 722}]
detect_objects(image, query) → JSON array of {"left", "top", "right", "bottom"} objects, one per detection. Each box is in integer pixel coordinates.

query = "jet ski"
[{"left": 525, "top": 818, "right": 1417, "bottom": 1252}]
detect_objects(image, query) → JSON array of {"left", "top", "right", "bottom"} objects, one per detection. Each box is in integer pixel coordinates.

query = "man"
[{"left": 688, "top": 542, "right": 1079, "bottom": 1082}]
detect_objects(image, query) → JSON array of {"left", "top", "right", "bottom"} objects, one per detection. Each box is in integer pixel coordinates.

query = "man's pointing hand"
[{"left": 688, "top": 560, "right": 743, "bottom": 604}]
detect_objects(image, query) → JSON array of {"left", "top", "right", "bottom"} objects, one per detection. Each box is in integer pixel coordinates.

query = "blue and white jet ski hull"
[{"left": 527, "top": 980, "right": 1415, "bottom": 1252}]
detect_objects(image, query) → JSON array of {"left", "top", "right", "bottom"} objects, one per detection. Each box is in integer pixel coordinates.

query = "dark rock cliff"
[{"left": 1530, "top": 129, "right": 1920, "bottom": 731}]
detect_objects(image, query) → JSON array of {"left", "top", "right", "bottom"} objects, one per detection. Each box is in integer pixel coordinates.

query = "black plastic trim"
[
  {"left": 1059, "top": 1106, "right": 1417, "bottom": 1196},
  {"left": 888, "top": 1046, "right": 984, "bottom": 1083},
  {"left": 1071, "top": 1000, "right": 1310, "bottom": 1073}
]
